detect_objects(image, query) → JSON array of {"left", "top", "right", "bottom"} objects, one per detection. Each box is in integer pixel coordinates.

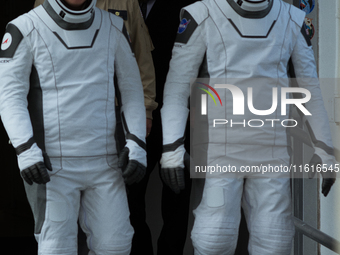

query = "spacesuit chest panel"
[
  {"left": 34, "top": 5, "right": 101, "bottom": 49},
  {"left": 30, "top": 7, "right": 114, "bottom": 95},
  {"left": 26, "top": 7, "right": 118, "bottom": 157},
  {"left": 202, "top": 0, "right": 301, "bottom": 147},
  {"left": 215, "top": 0, "right": 280, "bottom": 37},
  {"left": 206, "top": 0, "right": 295, "bottom": 79}
]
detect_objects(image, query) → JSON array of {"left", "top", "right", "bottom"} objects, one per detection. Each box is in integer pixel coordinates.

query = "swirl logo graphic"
[{"left": 197, "top": 82, "right": 222, "bottom": 115}]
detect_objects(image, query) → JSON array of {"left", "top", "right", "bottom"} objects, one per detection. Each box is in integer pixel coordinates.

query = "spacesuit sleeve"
[
  {"left": 114, "top": 26, "right": 146, "bottom": 149},
  {"left": 161, "top": 8, "right": 207, "bottom": 149},
  {"left": 291, "top": 25, "right": 334, "bottom": 155},
  {"left": 0, "top": 22, "right": 44, "bottom": 170}
]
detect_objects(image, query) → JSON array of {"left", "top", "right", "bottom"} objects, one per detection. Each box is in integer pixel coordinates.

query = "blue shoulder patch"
[{"left": 175, "top": 11, "right": 198, "bottom": 44}]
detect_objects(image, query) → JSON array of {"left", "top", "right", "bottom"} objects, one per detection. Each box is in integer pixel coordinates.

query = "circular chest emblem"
[{"left": 1, "top": 33, "right": 12, "bottom": 51}]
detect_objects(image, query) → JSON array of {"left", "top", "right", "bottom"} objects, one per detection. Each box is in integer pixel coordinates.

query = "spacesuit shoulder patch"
[
  {"left": 175, "top": 11, "right": 198, "bottom": 44},
  {"left": 0, "top": 23, "right": 23, "bottom": 58},
  {"left": 301, "top": 23, "right": 312, "bottom": 46},
  {"left": 108, "top": 9, "right": 128, "bottom": 21}
]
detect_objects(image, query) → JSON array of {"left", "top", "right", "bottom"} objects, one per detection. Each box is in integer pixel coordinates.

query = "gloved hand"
[
  {"left": 160, "top": 145, "right": 189, "bottom": 194},
  {"left": 15, "top": 139, "right": 52, "bottom": 185},
  {"left": 308, "top": 147, "right": 337, "bottom": 197},
  {"left": 21, "top": 152, "right": 53, "bottom": 185},
  {"left": 118, "top": 139, "right": 146, "bottom": 185}
]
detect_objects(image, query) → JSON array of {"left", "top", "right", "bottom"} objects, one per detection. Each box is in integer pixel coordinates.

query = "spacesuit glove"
[
  {"left": 308, "top": 147, "right": 337, "bottom": 197},
  {"left": 17, "top": 142, "right": 52, "bottom": 185},
  {"left": 160, "top": 145, "right": 187, "bottom": 194},
  {"left": 118, "top": 139, "right": 146, "bottom": 185},
  {"left": 21, "top": 160, "right": 52, "bottom": 185}
]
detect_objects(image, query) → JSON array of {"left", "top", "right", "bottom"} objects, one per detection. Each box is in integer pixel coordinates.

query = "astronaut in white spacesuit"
[
  {"left": 0, "top": 0, "right": 146, "bottom": 254},
  {"left": 160, "top": 0, "right": 336, "bottom": 254}
]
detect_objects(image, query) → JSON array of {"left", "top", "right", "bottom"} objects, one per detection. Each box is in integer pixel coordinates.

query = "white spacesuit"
[
  {"left": 0, "top": 0, "right": 146, "bottom": 254},
  {"left": 160, "top": 0, "right": 336, "bottom": 254}
]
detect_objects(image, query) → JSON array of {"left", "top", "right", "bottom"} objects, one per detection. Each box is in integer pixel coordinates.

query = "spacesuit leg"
[
  {"left": 242, "top": 177, "right": 295, "bottom": 255},
  {"left": 191, "top": 177, "right": 243, "bottom": 255},
  {"left": 25, "top": 157, "right": 82, "bottom": 255},
  {"left": 78, "top": 155, "right": 134, "bottom": 255}
]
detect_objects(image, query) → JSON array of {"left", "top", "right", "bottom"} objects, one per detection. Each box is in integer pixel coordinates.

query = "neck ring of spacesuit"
[
  {"left": 228, "top": 0, "right": 272, "bottom": 18},
  {"left": 240, "top": 0, "right": 270, "bottom": 11},
  {"left": 46, "top": 0, "right": 97, "bottom": 24}
]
